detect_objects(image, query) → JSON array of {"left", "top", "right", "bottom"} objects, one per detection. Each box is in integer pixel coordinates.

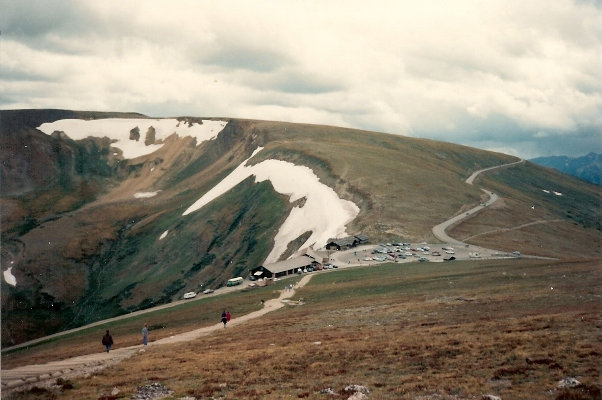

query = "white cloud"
[{"left": 1, "top": 0, "right": 601, "bottom": 157}]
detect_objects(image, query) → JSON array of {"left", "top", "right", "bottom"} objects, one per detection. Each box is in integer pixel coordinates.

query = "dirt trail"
[
  {"left": 1, "top": 275, "right": 313, "bottom": 394},
  {"left": 462, "top": 219, "right": 564, "bottom": 241}
]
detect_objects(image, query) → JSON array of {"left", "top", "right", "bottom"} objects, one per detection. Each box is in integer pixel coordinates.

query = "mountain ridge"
[
  {"left": 1, "top": 109, "right": 599, "bottom": 345},
  {"left": 530, "top": 152, "right": 601, "bottom": 185}
]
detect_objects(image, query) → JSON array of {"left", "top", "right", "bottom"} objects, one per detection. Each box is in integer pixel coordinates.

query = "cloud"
[{"left": 1, "top": 0, "right": 600, "bottom": 158}]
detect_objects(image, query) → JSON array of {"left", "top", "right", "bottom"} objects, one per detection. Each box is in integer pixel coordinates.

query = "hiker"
[
  {"left": 221, "top": 310, "right": 228, "bottom": 327},
  {"left": 102, "top": 330, "right": 113, "bottom": 353},
  {"left": 226, "top": 311, "right": 231, "bottom": 324},
  {"left": 142, "top": 323, "right": 148, "bottom": 346}
]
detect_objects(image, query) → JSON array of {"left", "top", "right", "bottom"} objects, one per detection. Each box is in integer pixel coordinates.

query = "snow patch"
[
  {"left": 37, "top": 118, "right": 227, "bottom": 159},
  {"left": 3, "top": 267, "right": 17, "bottom": 287},
  {"left": 134, "top": 191, "right": 160, "bottom": 198},
  {"left": 542, "top": 189, "right": 563, "bottom": 196},
  {"left": 159, "top": 230, "right": 168, "bottom": 240},
  {"left": 183, "top": 147, "right": 360, "bottom": 264}
]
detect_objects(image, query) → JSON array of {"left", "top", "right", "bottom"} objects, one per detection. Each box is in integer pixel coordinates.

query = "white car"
[
  {"left": 445, "top": 250, "right": 455, "bottom": 254},
  {"left": 183, "top": 291, "right": 197, "bottom": 299}
]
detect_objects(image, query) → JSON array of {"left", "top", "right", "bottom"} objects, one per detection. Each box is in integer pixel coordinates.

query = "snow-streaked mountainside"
[
  {"left": 183, "top": 147, "right": 360, "bottom": 264},
  {"left": 530, "top": 152, "right": 601, "bottom": 185},
  {"left": 2, "top": 109, "right": 599, "bottom": 346},
  {"left": 38, "top": 118, "right": 227, "bottom": 159},
  {"left": 36, "top": 119, "right": 360, "bottom": 265}
]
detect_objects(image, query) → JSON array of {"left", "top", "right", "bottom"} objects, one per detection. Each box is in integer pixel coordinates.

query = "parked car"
[
  {"left": 202, "top": 289, "right": 214, "bottom": 294},
  {"left": 248, "top": 275, "right": 257, "bottom": 281},
  {"left": 183, "top": 291, "right": 197, "bottom": 299}
]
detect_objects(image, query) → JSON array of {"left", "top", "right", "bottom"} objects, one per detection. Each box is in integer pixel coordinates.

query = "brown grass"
[
  {"left": 1, "top": 283, "right": 288, "bottom": 370},
  {"left": 449, "top": 196, "right": 601, "bottom": 259},
  {"left": 5, "top": 258, "right": 600, "bottom": 400}
]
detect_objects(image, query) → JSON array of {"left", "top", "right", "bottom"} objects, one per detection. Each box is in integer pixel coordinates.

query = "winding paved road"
[{"left": 432, "top": 159, "right": 524, "bottom": 245}]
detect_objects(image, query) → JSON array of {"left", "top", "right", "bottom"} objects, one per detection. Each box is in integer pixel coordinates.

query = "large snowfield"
[
  {"left": 184, "top": 147, "right": 360, "bottom": 264},
  {"left": 38, "top": 118, "right": 227, "bottom": 159}
]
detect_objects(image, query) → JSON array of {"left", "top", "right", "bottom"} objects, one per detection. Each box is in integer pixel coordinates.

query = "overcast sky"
[{"left": 1, "top": 1, "right": 601, "bottom": 158}]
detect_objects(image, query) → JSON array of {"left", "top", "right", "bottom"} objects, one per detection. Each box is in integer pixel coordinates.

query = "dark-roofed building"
[
  {"left": 354, "top": 234, "right": 369, "bottom": 244},
  {"left": 325, "top": 236, "right": 359, "bottom": 251},
  {"left": 250, "top": 255, "right": 321, "bottom": 279},
  {"left": 325, "top": 234, "right": 369, "bottom": 250}
]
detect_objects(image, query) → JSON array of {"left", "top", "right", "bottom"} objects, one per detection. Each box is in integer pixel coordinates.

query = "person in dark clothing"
[
  {"left": 102, "top": 330, "right": 114, "bottom": 352},
  {"left": 142, "top": 323, "right": 148, "bottom": 346},
  {"left": 221, "top": 310, "right": 228, "bottom": 328}
]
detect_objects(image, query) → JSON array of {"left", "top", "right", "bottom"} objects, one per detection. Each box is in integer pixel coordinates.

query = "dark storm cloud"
[{"left": 1, "top": 0, "right": 97, "bottom": 53}]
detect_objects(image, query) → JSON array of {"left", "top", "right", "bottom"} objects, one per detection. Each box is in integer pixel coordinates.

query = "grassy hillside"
[
  {"left": 449, "top": 161, "right": 601, "bottom": 258},
  {"left": 3, "top": 258, "right": 600, "bottom": 399},
  {"left": 249, "top": 120, "right": 517, "bottom": 241},
  {"left": 1, "top": 111, "right": 599, "bottom": 347}
]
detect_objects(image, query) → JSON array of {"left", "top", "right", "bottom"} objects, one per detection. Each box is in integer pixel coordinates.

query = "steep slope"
[{"left": 1, "top": 110, "right": 599, "bottom": 346}]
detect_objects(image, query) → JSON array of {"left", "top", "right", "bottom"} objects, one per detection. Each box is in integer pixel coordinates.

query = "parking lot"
[{"left": 326, "top": 242, "right": 518, "bottom": 269}]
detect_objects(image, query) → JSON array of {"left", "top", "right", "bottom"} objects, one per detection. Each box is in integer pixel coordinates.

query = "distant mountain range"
[{"left": 530, "top": 153, "right": 601, "bottom": 185}]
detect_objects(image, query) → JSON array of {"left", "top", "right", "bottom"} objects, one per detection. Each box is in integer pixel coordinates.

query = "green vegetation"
[{"left": 66, "top": 176, "right": 289, "bottom": 328}]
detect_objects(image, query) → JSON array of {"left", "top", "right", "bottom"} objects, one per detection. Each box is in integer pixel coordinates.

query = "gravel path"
[{"left": 1, "top": 275, "right": 313, "bottom": 394}]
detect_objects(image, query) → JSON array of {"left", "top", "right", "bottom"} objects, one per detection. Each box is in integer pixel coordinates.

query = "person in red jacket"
[{"left": 226, "top": 311, "right": 231, "bottom": 324}]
